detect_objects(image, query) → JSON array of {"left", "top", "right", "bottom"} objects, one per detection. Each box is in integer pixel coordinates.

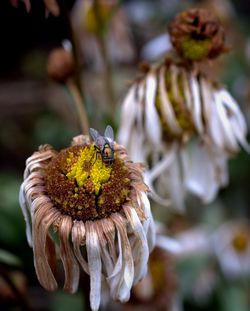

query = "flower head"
[
  {"left": 19, "top": 134, "right": 155, "bottom": 311},
  {"left": 212, "top": 222, "right": 250, "bottom": 278},
  {"left": 169, "top": 8, "right": 226, "bottom": 61},
  {"left": 118, "top": 58, "right": 249, "bottom": 209}
]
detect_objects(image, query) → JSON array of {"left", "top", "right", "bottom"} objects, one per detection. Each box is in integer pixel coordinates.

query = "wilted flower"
[
  {"left": 19, "top": 134, "right": 155, "bottom": 311},
  {"left": 212, "top": 222, "right": 250, "bottom": 278},
  {"left": 118, "top": 58, "right": 249, "bottom": 209},
  {"left": 169, "top": 8, "right": 226, "bottom": 61},
  {"left": 10, "top": 0, "right": 60, "bottom": 16}
]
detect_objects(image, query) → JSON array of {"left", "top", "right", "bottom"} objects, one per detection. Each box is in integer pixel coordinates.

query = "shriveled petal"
[
  {"left": 139, "top": 191, "right": 156, "bottom": 252},
  {"left": 72, "top": 220, "right": 89, "bottom": 274},
  {"left": 59, "top": 216, "right": 80, "bottom": 293},
  {"left": 144, "top": 71, "right": 161, "bottom": 145},
  {"left": 86, "top": 221, "right": 102, "bottom": 311},
  {"left": 33, "top": 205, "right": 59, "bottom": 291},
  {"left": 123, "top": 206, "right": 149, "bottom": 284},
  {"left": 44, "top": 0, "right": 60, "bottom": 16},
  {"left": 101, "top": 219, "right": 116, "bottom": 263},
  {"left": 111, "top": 214, "right": 134, "bottom": 302}
]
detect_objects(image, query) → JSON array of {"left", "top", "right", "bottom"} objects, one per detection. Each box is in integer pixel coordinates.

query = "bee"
[{"left": 89, "top": 125, "right": 115, "bottom": 165}]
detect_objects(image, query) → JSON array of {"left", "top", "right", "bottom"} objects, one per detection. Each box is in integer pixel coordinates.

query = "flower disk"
[{"left": 44, "top": 144, "right": 131, "bottom": 222}]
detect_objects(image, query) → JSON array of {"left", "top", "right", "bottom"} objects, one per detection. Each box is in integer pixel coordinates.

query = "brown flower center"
[
  {"left": 231, "top": 230, "right": 249, "bottom": 253},
  {"left": 44, "top": 144, "right": 131, "bottom": 221}
]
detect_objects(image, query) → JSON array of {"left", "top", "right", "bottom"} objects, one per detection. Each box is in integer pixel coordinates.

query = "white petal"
[
  {"left": 189, "top": 74, "right": 203, "bottom": 134},
  {"left": 214, "top": 91, "right": 239, "bottom": 151},
  {"left": 144, "top": 71, "right": 161, "bottom": 145},
  {"left": 86, "top": 222, "right": 102, "bottom": 311},
  {"left": 118, "top": 84, "right": 138, "bottom": 147},
  {"left": 124, "top": 206, "right": 149, "bottom": 284},
  {"left": 139, "top": 191, "right": 156, "bottom": 252},
  {"left": 181, "top": 142, "right": 219, "bottom": 203},
  {"left": 217, "top": 89, "right": 250, "bottom": 152},
  {"left": 19, "top": 183, "right": 32, "bottom": 246}
]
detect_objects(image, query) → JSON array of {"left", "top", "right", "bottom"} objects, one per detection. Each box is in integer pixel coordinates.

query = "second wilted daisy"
[
  {"left": 118, "top": 8, "right": 249, "bottom": 210},
  {"left": 19, "top": 128, "right": 155, "bottom": 311}
]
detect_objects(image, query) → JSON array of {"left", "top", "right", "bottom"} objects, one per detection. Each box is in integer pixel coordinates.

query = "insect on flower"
[{"left": 90, "top": 125, "right": 115, "bottom": 165}]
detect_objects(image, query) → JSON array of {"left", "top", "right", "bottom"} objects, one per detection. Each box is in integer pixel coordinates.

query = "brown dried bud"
[
  {"left": 169, "top": 8, "right": 226, "bottom": 61},
  {"left": 47, "top": 48, "right": 74, "bottom": 83}
]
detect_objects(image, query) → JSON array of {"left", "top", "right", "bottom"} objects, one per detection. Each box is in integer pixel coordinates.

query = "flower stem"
[
  {"left": 92, "top": 0, "right": 116, "bottom": 117},
  {"left": 61, "top": 0, "right": 90, "bottom": 135},
  {"left": 66, "top": 79, "right": 89, "bottom": 135}
]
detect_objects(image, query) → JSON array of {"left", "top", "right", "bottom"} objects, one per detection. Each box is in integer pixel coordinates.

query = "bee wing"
[
  {"left": 89, "top": 128, "right": 100, "bottom": 143},
  {"left": 104, "top": 125, "right": 114, "bottom": 141}
]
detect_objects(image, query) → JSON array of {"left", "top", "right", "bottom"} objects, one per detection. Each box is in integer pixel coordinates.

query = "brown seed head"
[{"left": 169, "top": 8, "right": 226, "bottom": 61}]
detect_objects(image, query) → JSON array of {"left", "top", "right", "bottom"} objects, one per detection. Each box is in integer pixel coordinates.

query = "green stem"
[
  {"left": 92, "top": 0, "right": 116, "bottom": 117},
  {"left": 67, "top": 80, "right": 89, "bottom": 135},
  {"left": 61, "top": 0, "right": 90, "bottom": 135}
]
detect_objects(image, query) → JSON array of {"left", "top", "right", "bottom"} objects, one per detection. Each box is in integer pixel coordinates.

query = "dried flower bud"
[
  {"left": 169, "top": 8, "right": 226, "bottom": 61},
  {"left": 47, "top": 48, "right": 75, "bottom": 83}
]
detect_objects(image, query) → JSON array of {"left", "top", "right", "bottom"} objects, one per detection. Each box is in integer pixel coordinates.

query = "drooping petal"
[
  {"left": 181, "top": 142, "right": 220, "bottom": 203},
  {"left": 214, "top": 91, "right": 239, "bottom": 151},
  {"left": 118, "top": 84, "right": 138, "bottom": 147},
  {"left": 32, "top": 205, "right": 59, "bottom": 291},
  {"left": 19, "top": 183, "right": 32, "bottom": 246},
  {"left": 59, "top": 216, "right": 80, "bottom": 293},
  {"left": 189, "top": 74, "right": 203, "bottom": 134},
  {"left": 85, "top": 221, "right": 102, "bottom": 311},
  {"left": 72, "top": 220, "right": 89, "bottom": 274},
  {"left": 139, "top": 191, "right": 156, "bottom": 252},
  {"left": 111, "top": 214, "right": 134, "bottom": 302},
  {"left": 144, "top": 71, "right": 162, "bottom": 145},
  {"left": 123, "top": 206, "right": 149, "bottom": 284},
  {"left": 44, "top": 0, "right": 60, "bottom": 16},
  {"left": 217, "top": 89, "right": 250, "bottom": 152}
]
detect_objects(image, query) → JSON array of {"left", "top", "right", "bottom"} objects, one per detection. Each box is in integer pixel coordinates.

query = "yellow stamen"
[{"left": 66, "top": 145, "right": 112, "bottom": 195}]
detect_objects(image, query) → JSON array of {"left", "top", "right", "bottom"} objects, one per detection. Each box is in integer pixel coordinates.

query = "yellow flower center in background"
[
  {"left": 44, "top": 144, "right": 131, "bottom": 221},
  {"left": 231, "top": 230, "right": 249, "bottom": 253}
]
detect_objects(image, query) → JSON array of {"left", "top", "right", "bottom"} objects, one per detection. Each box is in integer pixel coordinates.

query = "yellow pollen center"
[{"left": 66, "top": 145, "right": 112, "bottom": 195}]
